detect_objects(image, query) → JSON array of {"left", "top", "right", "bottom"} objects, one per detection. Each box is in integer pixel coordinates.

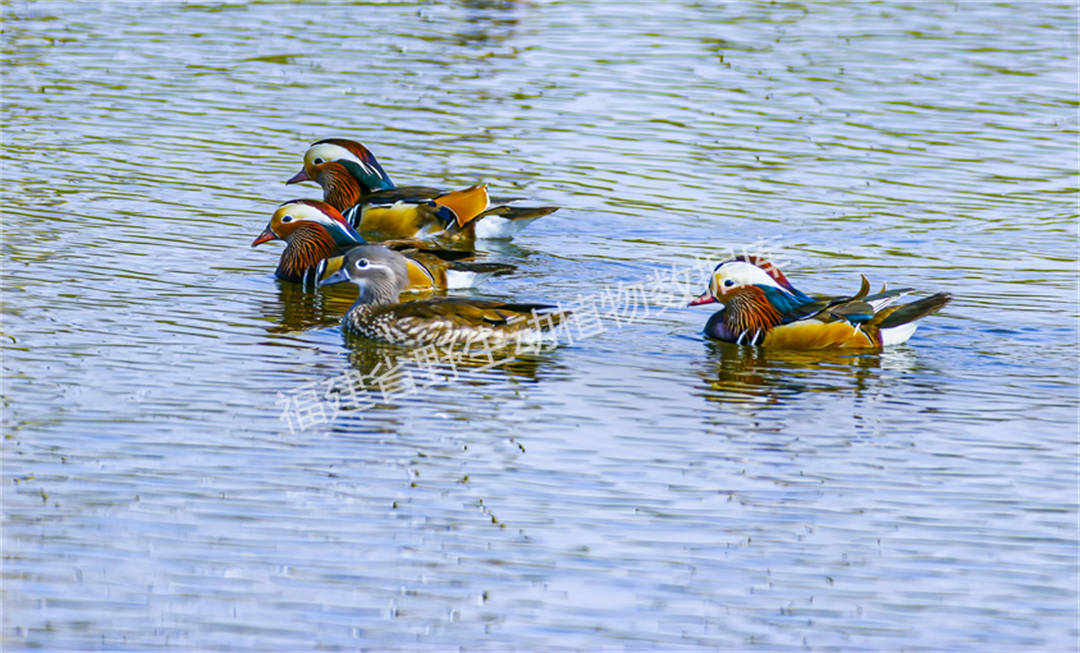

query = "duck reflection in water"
[
  {"left": 341, "top": 338, "right": 560, "bottom": 388},
  {"left": 699, "top": 340, "right": 881, "bottom": 403},
  {"left": 695, "top": 338, "right": 920, "bottom": 425},
  {"left": 318, "top": 331, "right": 565, "bottom": 424},
  {"left": 260, "top": 278, "right": 410, "bottom": 334},
  {"left": 449, "top": 0, "right": 524, "bottom": 45},
  {"left": 263, "top": 287, "right": 563, "bottom": 417}
]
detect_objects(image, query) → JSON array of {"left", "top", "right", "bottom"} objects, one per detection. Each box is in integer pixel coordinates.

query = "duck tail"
[
  {"left": 444, "top": 262, "right": 517, "bottom": 290},
  {"left": 487, "top": 194, "right": 526, "bottom": 205},
  {"left": 863, "top": 292, "right": 952, "bottom": 346},
  {"left": 448, "top": 261, "right": 517, "bottom": 276},
  {"left": 476, "top": 204, "right": 559, "bottom": 222},
  {"left": 874, "top": 292, "right": 952, "bottom": 329}
]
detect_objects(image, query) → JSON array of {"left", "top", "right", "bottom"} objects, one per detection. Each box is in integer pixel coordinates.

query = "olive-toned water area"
[{"left": 3, "top": 1, "right": 1077, "bottom": 650}]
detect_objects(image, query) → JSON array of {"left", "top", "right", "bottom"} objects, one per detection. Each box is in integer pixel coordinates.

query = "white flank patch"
[
  {"left": 475, "top": 216, "right": 540, "bottom": 240},
  {"left": 445, "top": 270, "right": 492, "bottom": 289},
  {"left": 879, "top": 322, "right": 918, "bottom": 346}
]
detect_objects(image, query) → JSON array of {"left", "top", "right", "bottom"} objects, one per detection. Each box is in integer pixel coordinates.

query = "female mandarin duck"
[
  {"left": 319, "top": 246, "right": 567, "bottom": 347},
  {"left": 689, "top": 256, "right": 951, "bottom": 349},
  {"left": 285, "top": 138, "right": 558, "bottom": 243},
  {"left": 251, "top": 199, "right": 513, "bottom": 291}
]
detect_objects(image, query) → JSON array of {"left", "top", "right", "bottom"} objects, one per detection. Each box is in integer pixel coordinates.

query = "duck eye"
[
  {"left": 723, "top": 279, "right": 735, "bottom": 287},
  {"left": 313, "top": 157, "right": 324, "bottom": 165},
  {"left": 280, "top": 215, "right": 293, "bottom": 223},
  {"left": 355, "top": 258, "right": 369, "bottom": 269}
]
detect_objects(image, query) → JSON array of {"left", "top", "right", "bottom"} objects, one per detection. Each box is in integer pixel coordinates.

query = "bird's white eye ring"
[
  {"left": 355, "top": 259, "right": 369, "bottom": 269},
  {"left": 280, "top": 215, "right": 293, "bottom": 223}
]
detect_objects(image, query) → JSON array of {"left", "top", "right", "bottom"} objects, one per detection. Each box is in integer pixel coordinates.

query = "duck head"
[
  {"left": 689, "top": 256, "right": 804, "bottom": 306},
  {"left": 285, "top": 138, "right": 395, "bottom": 194},
  {"left": 318, "top": 245, "right": 410, "bottom": 305},
  {"left": 251, "top": 199, "right": 365, "bottom": 248},
  {"left": 689, "top": 256, "right": 813, "bottom": 344}
]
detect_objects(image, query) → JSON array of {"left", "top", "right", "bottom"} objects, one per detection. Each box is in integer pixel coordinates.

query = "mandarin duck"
[
  {"left": 251, "top": 199, "right": 514, "bottom": 291},
  {"left": 286, "top": 138, "right": 558, "bottom": 243},
  {"left": 319, "top": 245, "right": 567, "bottom": 347},
  {"left": 689, "top": 256, "right": 951, "bottom": 349}
]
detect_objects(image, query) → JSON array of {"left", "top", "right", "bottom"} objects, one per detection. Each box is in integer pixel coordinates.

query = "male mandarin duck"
[
  {"left": 689, "top": 256, "right": 951, "bottom": 349},
  {"left": 319, "top": 245, "right": 567, "bottom": 347},
  {"left": 251, "top": 199, "right": 513, "bottom": 291},
  {"left": 285, "top": 138, "right": 558, "bottom": 243}
]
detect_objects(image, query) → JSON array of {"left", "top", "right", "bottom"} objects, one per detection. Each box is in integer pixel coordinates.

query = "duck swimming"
[
  {"left": 286, "top": 138, "right": 557, "bottom": 243},
  {"left": 690, "top": 256, "right": 951, "bottom": 349},
  {"left": 318, "top": 246, "right": 567, "bottom": 348}
]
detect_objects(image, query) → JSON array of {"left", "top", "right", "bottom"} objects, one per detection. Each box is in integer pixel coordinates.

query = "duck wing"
[{"left": 385, "top": 298, "right": 559, "bottom": 328}]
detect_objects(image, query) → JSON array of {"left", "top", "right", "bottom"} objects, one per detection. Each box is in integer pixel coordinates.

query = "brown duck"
[{"left": 319, "top": 245, "right": 568, "bottom": 347}]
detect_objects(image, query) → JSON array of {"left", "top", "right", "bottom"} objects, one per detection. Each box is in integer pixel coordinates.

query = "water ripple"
[{"left": 3, "top": 1, "right": 1077, "bottom": 650}]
